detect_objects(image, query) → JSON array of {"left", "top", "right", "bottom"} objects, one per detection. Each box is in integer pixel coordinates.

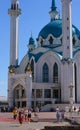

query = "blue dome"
[
  {"left": 29, "top": 37, "right": 35, "bottom": 45},
  {"left": 38, "top": 19, "right": 80, "bottom": 39}
]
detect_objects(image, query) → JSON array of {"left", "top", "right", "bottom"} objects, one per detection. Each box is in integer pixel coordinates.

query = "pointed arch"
[
  {"left": 14, "top": 84, "right": 26, "bottom": 108},
  {"left": 42, "top": 63, "right": 49, "bottom": 82},
  {"left": 14, "top": 84, "right": 26, "bottom": 99},
  {"left": 25, "top": 62, "right": 31, "bottom": 72},
  {"left": 53, "top": 63, "right": 58, "bottom": 83},
  {"left": 49, "top": 36, "right": 53, "bottom": 45}
]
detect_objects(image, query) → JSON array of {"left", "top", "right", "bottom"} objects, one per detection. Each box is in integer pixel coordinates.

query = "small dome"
[
  {"left": 29, "top": 37, "right": 35, "bottom": 45},
  {"left": 28, "top": 36, "right": 35, "bottom": 52},
  {"left": 38, "top": 19, "right": 80, "bottom": 39}
]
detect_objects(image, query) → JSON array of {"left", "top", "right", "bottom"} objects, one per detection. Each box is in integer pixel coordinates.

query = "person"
[
  {"left": 35, "top": 106, "right": 39, "bottom": 112},
  {"left": 56, "top": 111, "right": 60, "bottom": 122},
  {"left": 61, "top": 110, "right": 65, "bottom": 121},
  {"left": 71, "top": 117, "right": 75, "bottom": 125},
  {"left": 13, "top": 107, "right": 18, "bottom": 120},
  {"left": 18, "top": 110, "right": 24, "bottom": 125},
  {"left": 56, "top": 106, "right": 59, "bottom": 112},
  {"left": 27, "top": 109, "right": 31, "bottom": 123},
  {"left": 24, "top": 108, "right": 28, "bottom": 121},
  {"left": 78, "top": 106, "right": 80, "bottom": 113},
  {"left": 56, "top": 106, "right": 60, "bottom": 122}
]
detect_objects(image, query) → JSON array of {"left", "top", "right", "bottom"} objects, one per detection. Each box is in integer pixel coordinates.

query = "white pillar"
[
  {"left": 61, "top": 0, "right": 72, "bottom": 59},
  {"left": 61, "top": 61, "right": 75, "bottom": 102},
  {"left": 8, "top": 0, "right": 21, "bottom": 66},
  {"left": 8, "top": 73, "right": 15, "bottom": 107},
  {"left": 26, "top": 71, "right": 32, "bottom": 108},
  {"left": 61, "top": 0, "right": 75, "bottom": 103}
]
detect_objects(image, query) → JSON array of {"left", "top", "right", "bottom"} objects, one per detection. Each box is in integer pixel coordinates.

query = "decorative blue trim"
[
  {"left": 61, "top": 58, "right": 74, "bottom": 64},
  {"left": 28, "top": 49, "right": 62, "bottom": 63}
]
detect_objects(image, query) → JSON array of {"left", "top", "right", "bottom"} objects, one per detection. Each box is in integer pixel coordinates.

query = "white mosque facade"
[{"left": 8, "top": 0, "right": 80, "bottom": 109}]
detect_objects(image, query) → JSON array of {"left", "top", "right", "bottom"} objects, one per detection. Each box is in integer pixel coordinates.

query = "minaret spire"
[
  {"left": 28, "top": 33, "right": 35, "bottom": 52},
  {"left": 49, "top": 0, "right": 60, "bottom": 21},
  {"left": 51, "top": 0, "right": 57, "bottom": 11},
  {"left": 8, "top": 0, "right": 21, "bottom": 66}
]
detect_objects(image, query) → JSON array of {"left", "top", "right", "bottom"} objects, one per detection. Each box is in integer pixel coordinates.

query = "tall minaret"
[
  {"left": 8, "top": 0, "right": 21, "bottom": 66},
  {"left": 61, "top": 0, "right": 75, "bottom": 103},
  {"left": 61, "top": 0, "right": 72, "bottom": 59},
  {"left": 49, "top": 0, "right": 60, "bottom": 21}
]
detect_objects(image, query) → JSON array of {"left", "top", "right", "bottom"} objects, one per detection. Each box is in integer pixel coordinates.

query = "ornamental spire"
[
  {"left": 51, "top": 0, "right": 57, "bottom": 11},
  {"left": 28, "top": 34, "right": 35, "bottom": 52},
  {"left": 49, "top": 0, "right": 60, "bottom": 21}
]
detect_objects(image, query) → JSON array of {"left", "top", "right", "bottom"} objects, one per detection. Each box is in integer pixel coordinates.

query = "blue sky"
[{"left": 0, "top": 0, "right": 80, "bottom": 97}]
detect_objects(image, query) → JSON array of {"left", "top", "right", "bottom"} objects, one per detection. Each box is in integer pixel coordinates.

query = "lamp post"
[{"left": 69, "top": 83, "right": 74, "bottom": 106}]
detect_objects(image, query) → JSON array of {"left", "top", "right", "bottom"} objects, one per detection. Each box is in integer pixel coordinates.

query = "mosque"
[{"left": 8, "top": 0, "right": 80, "bottom": 109}]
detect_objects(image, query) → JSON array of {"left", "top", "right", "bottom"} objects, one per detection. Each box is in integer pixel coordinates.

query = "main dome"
[{"left": 38, "top": 19, "right": 80, "bottom": 39}]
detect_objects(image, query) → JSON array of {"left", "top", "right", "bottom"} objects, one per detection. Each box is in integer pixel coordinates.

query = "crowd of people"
[
  {"left": 10, "top": 105, "right": 66, "bottom": 124},
  {"left": 1, "top": 104, "right": 80, "bottom": 125},
  {"left": 13, "top": 107, "right": 32, "bottom": 125},
  {"left": 12, "top": 106, "right": 65, "bottom": 124}
]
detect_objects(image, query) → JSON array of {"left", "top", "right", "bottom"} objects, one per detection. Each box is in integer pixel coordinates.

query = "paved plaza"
[
  {"left": 0, "top": 121, "right": 71, "bottom": 130},
  {"left": 0, "top": 112, "right": 72, "bottom": 130}
]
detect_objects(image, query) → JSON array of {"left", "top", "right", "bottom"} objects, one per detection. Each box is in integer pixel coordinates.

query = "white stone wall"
[
  {"left": 19, "top": 55, "right": 29, "bottom": 73},
  {"left": 74, "top": 51, "right": 80, "bottom": 102}
]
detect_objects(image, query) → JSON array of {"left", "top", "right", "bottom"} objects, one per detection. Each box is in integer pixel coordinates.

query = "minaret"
[
  {"left": 61, "top": 0, "right": 75, "bottom": 103},
  {"left": 61, "top": 0, "right": 72, "bottom": 59},
  {"left": 28, "top": 34, "right": 35, "bottom": 52},
  {"left": 8, "top": 0, "right": 21, "bottom": 66},
  {"left": 49, "top": 0, "right": 60, "bottom": 21}
]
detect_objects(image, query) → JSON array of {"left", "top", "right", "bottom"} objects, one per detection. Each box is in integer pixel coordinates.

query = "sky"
[{"left": 0, "top": 0, "right": 80, "bottom": 98}]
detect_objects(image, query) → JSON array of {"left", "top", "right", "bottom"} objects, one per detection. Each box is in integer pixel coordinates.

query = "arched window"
[
  {"left": 25, "top": 62, "right": 31, "bottom": 72},
  {"left": 42, "top": 63, "right": 49, "bottom": 82},
  {"left": 49, "top": 36, "right": 53, "bottom": 45},
  {"left": 14, "top": 84, "right": 26, "bottom": 99},
  {"left": 11, "top": 4, "right": 13, "bottom": 9},
  {"left": 14, "top": 4, "right": 16, "bottom": 10},
  {"left": 40, "top": 39, "right": 43, "bottom": 46},
  {"left": 31, "top": 59, "right": 34, "bottom": 81},
  {"left": 14, "top": 84, "right": 26, "bottom": 108},
  {"left": 60, "top": 37, "right": 62, "bottom": 44},
  {"left": 53, "top": 63, "right": 58, "bottom": 83},
  {"left": 16, "top": 4, "right": 18, "bottom": 9},
  {"left": 73, "top": 37, "right": 76, "bottom": 46}
]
